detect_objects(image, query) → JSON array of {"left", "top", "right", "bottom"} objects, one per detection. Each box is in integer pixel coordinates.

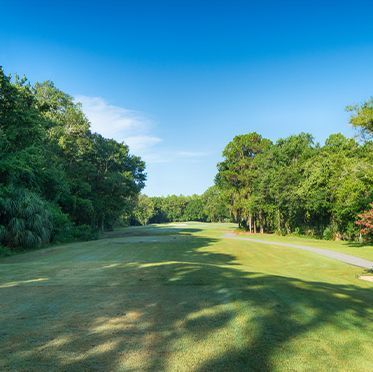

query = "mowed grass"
[
  {"left": 0, "top": 223, "right": 372, "bottom": 371},
  {"left": 234, "top": 231, "right": 373, "bottom": 261}
]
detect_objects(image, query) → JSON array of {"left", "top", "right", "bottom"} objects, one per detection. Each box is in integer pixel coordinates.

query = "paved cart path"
[{"left": 223, "top": 233, "right": 373, "bottom": 269}]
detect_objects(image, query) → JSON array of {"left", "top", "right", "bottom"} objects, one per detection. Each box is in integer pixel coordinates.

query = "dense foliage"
[
  {"left": 0, "top": 67, "right": 145, "bottom": 250},
  {"left": 132, "top": 187, "right": 230, "bottom": 225},
  {"left": 1, "top": 65, "right": 371, "bottom": 245},
  {"left": 132, "top": 99, "right": 373, "bottom": 242},
  {"left": 216, "top": 128, "right": 372, "bottom": 240},
  {"left": 347, "top": 98, "right": 373, "bottom": 141}
]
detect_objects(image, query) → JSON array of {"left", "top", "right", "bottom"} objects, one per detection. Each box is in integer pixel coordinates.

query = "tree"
[
  {"left": 215, "top": 128, "right": 372, "bottom": 240},
  {"left": 183, "top": 195, "right": 206, "bottom": 221},
  {"left": 33, "top": 80, "right": 146, "bottom": 230},
  {"left": 216, "top": 132, "right": 272, "bottom": 231},
  {"left": 88, "top": 134, "right": 145, "bottom": 230},
  {"left": 0, "top": 66, "right": 146, "bottom": 249},
  {"left": 134, "top": 195, "right": 155, "bottom": 225},
  {"left": 356, "top": 203, "right": 373, "bottom": 241},
  {"left": 202, "top": 186, "right": 229, "bottom": 222},
  {"left": 347, "top": 98, "right": 373, "bottom": 141}
]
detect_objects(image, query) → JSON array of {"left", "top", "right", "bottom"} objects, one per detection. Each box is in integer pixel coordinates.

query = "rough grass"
[{"left": 0, "top": 222, "right": 372, "bottom": 371}]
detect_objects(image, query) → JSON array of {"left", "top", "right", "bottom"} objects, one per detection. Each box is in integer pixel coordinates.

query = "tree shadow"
[
  {"left": 1, "top": 225, "right": 372, "bottom": 371},
  {"left": 103, "top": 226, "right": 203, "bottom": 239},
  {"left": 346, "top": 241, "right": 373, "bottom": 248}
]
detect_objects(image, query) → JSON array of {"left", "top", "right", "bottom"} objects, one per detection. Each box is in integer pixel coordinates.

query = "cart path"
[{"left": 223, "top": 233, "right": 373, "bottom": 269}]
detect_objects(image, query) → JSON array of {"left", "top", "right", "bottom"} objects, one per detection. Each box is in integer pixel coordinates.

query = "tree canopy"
[
  {"left": 215, "top": 130, "right": 372, "bottom": 240},
  {"left": 0, "top": 67, "right": 145, "bottom": 249},
  {"left": 1, "top": 66, "right": 372, "bottom": 246}
]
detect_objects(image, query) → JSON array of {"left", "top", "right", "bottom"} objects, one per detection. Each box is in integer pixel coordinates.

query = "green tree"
[
  {"left": 88, "top": 134, "right": 145, "bottom": 230},
  {"left": 0, "top": 67, "right": 146, "bottom": 249},
  {"left": 347, "top": 98, "right": 373, "bottom": 141},
  {"left": 216, "top": 132, "right": 272, "bottom": 230},
  {"left": 183, "top": 195, "right": 206, "bottom": 221},
  {"left": 134, "top": 195, "right": 155, "bottom": 225},
  {"left": 202, "top": 186, "right": 229, "bottom": 222}
]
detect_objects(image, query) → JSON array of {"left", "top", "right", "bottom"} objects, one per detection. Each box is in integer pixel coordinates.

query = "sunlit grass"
[
  {"left": 0, "top": 222, "right": 372, "bottom": 371},
  {"left": 234, "top": 231, "right": 373, "bottom": 261}
]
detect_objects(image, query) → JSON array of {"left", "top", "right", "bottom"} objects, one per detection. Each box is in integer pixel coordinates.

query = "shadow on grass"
[
  {"left": 346, "top": 241, "right": 373, "bottom": 248},
  {"left": 103, "top": 226, "right": 203, "bottom": 238},
  {"left": 1, "top": 225, "right": 372, "bottom": 371}
]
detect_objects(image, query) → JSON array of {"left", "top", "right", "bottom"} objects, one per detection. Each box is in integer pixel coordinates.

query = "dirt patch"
[{"left": 358, "top": 275, "right": 373, "bottom": 282}]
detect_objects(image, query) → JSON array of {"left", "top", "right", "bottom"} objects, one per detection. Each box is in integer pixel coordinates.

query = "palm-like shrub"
[{"left": 0, "top": 187, "right": 52, "bottom": 249}]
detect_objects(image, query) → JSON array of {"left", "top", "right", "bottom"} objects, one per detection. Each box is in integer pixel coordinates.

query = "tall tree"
[
  {"left": 134, "top": 195, "right": 155, "bottom": 225},
  {"left": 0, "top": 67, "right": 146, "bottom": 249},
  {"left": 216, "top": 132, "right": 272, "bottom": 230},
  {"left": 347, "top": 98, "right": 373, "bottom": 141}
]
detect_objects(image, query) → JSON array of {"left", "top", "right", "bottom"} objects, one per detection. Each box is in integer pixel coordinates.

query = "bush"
[
  {"left": 0, "top": 245, "right": 13, "bottom": 257},
  {"left": 0, "top": 187, "right": 52, "bottom": 249},
  {"left": 323, "top": 227, "right": 333, "bottom": 240},
  {"left": 71, "top": 224, "right": 99, "bottom": 241},
  {"left": 48, "top": 203, "right": 74, "bottom": 243},
  {"left": 45, "top": 203, "right": 99, "bottom": 243},
  {"left": 292, "top": 227, "right": 302, "bottom": 236}
]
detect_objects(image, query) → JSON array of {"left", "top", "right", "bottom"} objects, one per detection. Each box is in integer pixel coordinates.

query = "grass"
[
  {"left": 234, "top": 231, "right": 373, "bottom": 261},
  {"left": 0, "top": 222, "right": 372, "bottom": 371}
]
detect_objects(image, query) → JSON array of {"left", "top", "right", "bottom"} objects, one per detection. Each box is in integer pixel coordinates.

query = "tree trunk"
[
  {"left": 259, "top": 210, "right": 264, "bottom": 233},
  {"left": 277, "top": 209, "right": 281, "bottom": 232}
]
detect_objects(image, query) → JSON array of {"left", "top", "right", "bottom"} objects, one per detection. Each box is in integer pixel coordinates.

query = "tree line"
[
  {"left": 216, "top": 131, "right": 371, "bottom": 240},
  {"left": 0, "top": 67, "right": 145, "bottom": 252},
  {"left": 133, "top": 98, "right": 372, "bottom": 241},
  {"left": 132, "top": 188, "right": 230, "bottom": 225},
  {"left": 1, "top": 65, "right": 371, "bottom": 251}
]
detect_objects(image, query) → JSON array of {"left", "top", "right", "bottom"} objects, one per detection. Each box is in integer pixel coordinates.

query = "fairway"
[{"left": 1, "top": 223, "right": 372, "bottom": 371}]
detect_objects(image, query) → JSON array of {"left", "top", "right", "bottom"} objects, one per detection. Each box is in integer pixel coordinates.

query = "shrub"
[
  {"left": 0, "top": 187, "right": 52, "bottom": 249},
  {"left": 48, "top": 203, "right": 74, "bottom": 243},
  {"left": 0, "top": 245, "right": 13, "bottom": 257},
  {"left": 323, "top": 227, "right": 333, "bottom": 240},
  {"left": 48, "top": 205, "right": 99, "bottom": 243},
  {"left": 71, "top": 224, "right": 99, "bottom": 241}
]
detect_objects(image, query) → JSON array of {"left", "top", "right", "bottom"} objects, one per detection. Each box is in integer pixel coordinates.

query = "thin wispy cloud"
[
  {"left": 75, "top": 96, "right": 209, "bottom": 165},
  {"left": 176, "top": 151, "right": 209, "bottom": 158},
  {"left": 125, "top": 135, "right": 162, "bottom": 151},
  {"left": 144, "top": 150, "right": 210, "bottom": 164},
  {"left": 75, "top": 95, "right": 162, "bottom": 154}
]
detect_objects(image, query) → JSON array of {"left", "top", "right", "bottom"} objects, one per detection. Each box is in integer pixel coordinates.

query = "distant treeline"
[
  {"left": 131, "top": 188, "right": 230, "bottom": 226},
  {"left": 0, "top": 67, "right": 145, "bottom": 252},
  {"left": 133, "top": 98, "right": 372, "bottom": 241}
]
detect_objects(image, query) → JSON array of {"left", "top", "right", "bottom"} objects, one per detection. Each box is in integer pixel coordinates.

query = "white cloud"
[
  {"left": 75, "top": 95, "right": 161, "bottom": 153},
  {"left": 125, "top": 135, "right": 162, "bottom": 151},
  {"left": 142, "top": 150, "right": 209, "bottom": 164},
  {"left": 176, "top": 151, "right": 208, "bottom": 158},
  {"left": 75, "top": 96, "right": 209, "bottom": 165}
]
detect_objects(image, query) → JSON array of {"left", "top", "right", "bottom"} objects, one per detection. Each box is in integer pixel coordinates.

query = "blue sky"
[{"left": 1, "top": 0, "right": 372, "bottom": 195}]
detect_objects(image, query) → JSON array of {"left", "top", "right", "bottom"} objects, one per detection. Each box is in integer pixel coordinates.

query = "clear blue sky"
[{"left": 1, "top": 0, "right": 372, "bottom": 195}]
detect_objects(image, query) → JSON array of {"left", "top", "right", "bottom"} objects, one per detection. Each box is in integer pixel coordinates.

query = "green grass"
[
  {"left": 1, "top": 222, "right": 372, "bottom": 371},
  {"left": 234, "top": 231, "right": 373, "bottom": 261}
]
